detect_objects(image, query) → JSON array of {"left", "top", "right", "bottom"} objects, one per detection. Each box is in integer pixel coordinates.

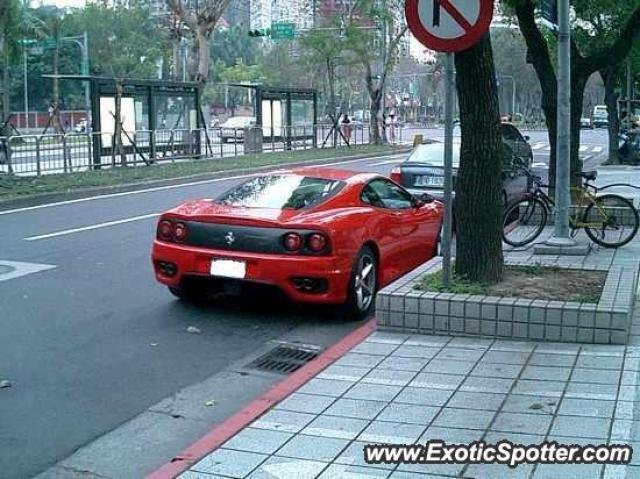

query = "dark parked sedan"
[{"left": 390, "top": 141, "right": 529, "bottom": 207}]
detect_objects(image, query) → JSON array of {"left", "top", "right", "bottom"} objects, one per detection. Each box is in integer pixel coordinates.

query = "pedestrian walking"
[{"left": 341, "top": 114, "right": 352, "bottom": 145}]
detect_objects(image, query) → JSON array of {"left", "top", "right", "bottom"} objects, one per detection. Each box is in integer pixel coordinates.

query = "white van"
[{"left": 592, "top": 105, "right": 608, "bottom": 128}]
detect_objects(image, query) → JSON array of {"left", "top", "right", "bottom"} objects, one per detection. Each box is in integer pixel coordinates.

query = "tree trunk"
[
  {"left": 0, "top": 37, "right": 8, "bottom": 128},
  {"left": 326, "top": 59, "right": 337, "bottom": 146},
  {"left": 113, "top": 81, "right": 126, "bottom": 167},
  {"left": 454, "top": 35, "right": 504, "bottom": 284},
  {"left": 195, "top": 29, "right": 210, "bottom": 84},
  {"left": 368, "top": 88, "right": 383, "bottom": 145},
  {"left": 602, "top": 67, "right": 621, "bottom": 164},
  {"left": 53, "top": 43, "right": 62, "bottom": 133}
]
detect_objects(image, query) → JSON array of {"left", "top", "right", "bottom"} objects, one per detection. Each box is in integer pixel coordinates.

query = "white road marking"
[
  {"left": 24, "top": 213, "right": 159, "bottom": 241},
  {"left": 368, "top": 159, "right": 403, "bottom": 166},
  {"left": 0, "top": 260, "right": 56, "bottom": 282},
  {"left": 532, "top": 162, "right": 549, "bottom": 169},
  {"left": 532, "top": 143, "right": 547, "bottom": 150},
  {"left": 592, "top": 146, "right": 604, "bottom": 153},
  {"left": 580, "top": 146, "right": 589, "bottom": 152},
  {"left": 1, "top": 153, "right": 406, "bottom": 217}
]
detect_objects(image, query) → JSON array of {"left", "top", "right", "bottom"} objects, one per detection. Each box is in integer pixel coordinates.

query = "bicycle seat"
[{"left": 581, "top": 171, "right": 598, "bottom": 182}]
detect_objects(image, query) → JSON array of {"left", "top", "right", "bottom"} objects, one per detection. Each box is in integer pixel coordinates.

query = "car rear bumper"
[{"left": 151, "top": 241, "right": 352, "bottom": 304}]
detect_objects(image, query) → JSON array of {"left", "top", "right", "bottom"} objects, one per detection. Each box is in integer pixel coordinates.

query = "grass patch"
[
  {"left": 0, "top": 144, "right": 397, "bottom": 201},
  {"left": 415, "top": 264, "right": 605, "bottom": 303}
]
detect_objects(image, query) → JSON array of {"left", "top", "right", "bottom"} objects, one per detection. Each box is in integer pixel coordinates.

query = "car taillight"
[
  {"left": 390, "top": 166, "right": 402, "bottom": 184},
  {"left": 284, "top": 233, "right": 303, "bottom": 251},
  {"left": 173, "top": 222, "right": 188, "bottom": 242},
  {"left": 157, "top": 220, "right": 173, "bottom": 241},
  {"left": 308, "top": 233, "right": 327, "bottom": 252}
]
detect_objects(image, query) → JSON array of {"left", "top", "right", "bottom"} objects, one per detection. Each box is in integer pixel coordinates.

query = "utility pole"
[
  {"left": 23, "top": 45, "right": 28, "bottom": 130},
  {"left": 546, "top": 0, "right": 573, "bottom": 247},
  {"left": 627, "top": 58, "right": 632, "bottom": 129}
]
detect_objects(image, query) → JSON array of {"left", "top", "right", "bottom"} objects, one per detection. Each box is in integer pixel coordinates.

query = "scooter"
[{"left": 619, "top": 131, "right": 640, "bottom": 164}]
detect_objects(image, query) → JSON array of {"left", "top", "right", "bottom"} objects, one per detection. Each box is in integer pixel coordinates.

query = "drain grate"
[{"left": 247, "top": 344, "right": 321, "bottom": 374}]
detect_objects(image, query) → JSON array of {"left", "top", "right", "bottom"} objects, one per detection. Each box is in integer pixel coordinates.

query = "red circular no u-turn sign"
[{"left": 405, "top": 0, "right": 494, "bottom": 53}]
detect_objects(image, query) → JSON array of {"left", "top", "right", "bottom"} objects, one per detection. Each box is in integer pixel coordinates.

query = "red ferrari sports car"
[{"left": 151, "top": 167, "right": 443, "bottom": 317}]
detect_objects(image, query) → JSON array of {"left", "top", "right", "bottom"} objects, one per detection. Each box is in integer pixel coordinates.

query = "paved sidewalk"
[{"left": 175, "top": 304, "right": 640, "bottom": 479}]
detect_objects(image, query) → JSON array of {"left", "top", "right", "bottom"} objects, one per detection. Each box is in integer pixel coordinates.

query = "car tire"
[
  {"left": 168, "top": 281, "right": 216, "bottom": 303},
  {"left": 343, "top": 246, "right": 378, "bottom": 320}
]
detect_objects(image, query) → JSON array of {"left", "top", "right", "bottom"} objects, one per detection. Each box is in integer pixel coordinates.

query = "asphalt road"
[{"left": 0, "top": 129, "right": 608, "bottom": 479}]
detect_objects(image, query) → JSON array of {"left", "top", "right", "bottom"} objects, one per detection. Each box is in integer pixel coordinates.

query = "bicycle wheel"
[
  {"left": 583, "top": 194, "right": 639, "bottom": 248},
  {"left": 503, "top": 197, "right": 548, "bottom": 247}
]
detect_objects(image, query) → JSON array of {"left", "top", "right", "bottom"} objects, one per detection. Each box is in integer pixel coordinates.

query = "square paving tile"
[
  {"left": 318, "top": 365, "right": 371, "bottom": 382},
  {"left": 422, "top": 359, "right": 476, "bottom": 375},
  {"left": 490, "top": 340, "right": 537, "bottom": 353},
  {"left": 394, "top": 387, "right": 454, "bottom": 407},
  {"left": 247, "top": 456, "right": 328, "bottom": 479},
  {"left": 377, "top": 403, "right": 440, "bottom": 425},
  {"left": 575, "top": 354, "right": 624, "bottom": 370},
  {"left": 408, "top": 372, "right": 465, "bottom": 390},
  {"left": 465, "top": 463, "right": 534, "bottom": 479},
  {"left": 447, "top": 337, "right": 494, "bottom": 350},
  {"left": 334, "top": 441, "right": 395, "bottom": 470},
  {"left": 570, "top": 368, "right": 620, "bottom": 385},
  {"left": 180, "top": 472, "right": 224, "bottom": 479},
  {"left": 558, "top": 398, "right": 616, "bottom": 418},
  {"left": 481, "top": 351, "right": 530, "bottom": 365},
  {"left": 302, "top": 415, "right": 369, "bottom": 440},
  {"left": 276, "top": 393, "right": 336, "bottom": 415},
  {"left": 324, "top": 398, "right": 387, "bottom": 420},
  {"left": 501, "top": 394, "right": 558, "bottom": 415},
  {"left": 471, "top": 362, "right": 524, "bottom": 379},
  {"left": 276, "top": 434, "right": 349, "bottom": 462},
  {"left": 532, "top": 463, "right": 603, "bottom": 479},
  {"left": 491, "top": 412, "right": 552, "bottom": 435},
  {"left": 521, "top": 365, "right": 572, "bottom": 382},
  {"left": 550, "top": 415, "right": 612, "bottom": 439},
  {"left": 511, "top": 379, "right": 566, "bottom": 398},
  {"left": 389, "top": 472, "right": 450, "bottom": 479},
  {"left": 392, "top": 345, "right": 441, "bottom": 359},
  {"left": 404, "top": 335, "right": 452, "bottom": 347},
  {"left": 344, "top": 383, "right": 403, "bottom": 402},
  {"left": 252, "top": 410, "right": 316, "bottom": 433},
  {"left": 358, "top": 420, "right": 426, "bottom": 444},
  {"left": 191, "top": 449, "right": 268, "bottom": 477},
  {"left": 334, "top": 353, "right": 385, "bottom": 368},
  {"left": 420, "top": 426, "right": 485, "bottom": 444},
  {"left": 446, "top": 391, "right": 506, "bottom": 411},
  {"left": 395, "top": 462, "right": 465, "bottom": 477},
  {"left": 377, "top": 356, "right": 430, "bottom": 372},
  {"left": 565, "top": 382, "right": 618, "bottom": 400},
  {"left": 460, "top": 376, "right": 515, "bottom": 394},
  {"left": 223, "top": 427, "right": 293, "bottom": 455},
  {"left": 319, "top": 464, "right": 390, "bottom": 478},
  {"left": 483, "top": 431, "right": 545, "bottom": 446},
  {"left": 352, "top": 342, "right": 399, "bottom": 355},
  {"left": 361, "top": 369, "right": 416, "bottom": 387},
  {"left": 297, "top": 378, "right": 354, "bottom": 397},
  {"left": 435, "top": 348, "right": 485, "bottom": 362},
  {"left": 528, "top": 352, "right": 576, "bottom": 367},
  {"left": 432, "top": 407, "right": 496, "bottom": 430}
]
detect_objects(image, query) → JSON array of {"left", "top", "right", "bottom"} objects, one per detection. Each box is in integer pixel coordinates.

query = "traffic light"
[{"left": 248, "top": 28, "right": 271, "bottom": 37}]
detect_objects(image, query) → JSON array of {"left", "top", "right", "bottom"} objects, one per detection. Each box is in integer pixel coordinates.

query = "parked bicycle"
[{"left": 502, "top": 166, "right": 640, "bottom": 248}]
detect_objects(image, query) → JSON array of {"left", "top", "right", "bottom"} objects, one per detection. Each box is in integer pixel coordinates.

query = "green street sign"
[
  {"left": 271, "top": 22, "right": 295, "bottom": 40},
  {"left": 42, "top": 38, "right": 57, "bottom": 49}
]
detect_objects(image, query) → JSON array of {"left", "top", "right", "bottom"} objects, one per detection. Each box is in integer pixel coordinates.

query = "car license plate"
[
  {"left": 210, "top": 259, "right": 246, "bottom": 279},
  {"left": 415, "top": 175, "right": 443, "bottom": 187}
]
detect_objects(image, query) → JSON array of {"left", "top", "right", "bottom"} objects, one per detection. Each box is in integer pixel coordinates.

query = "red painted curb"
[{"left": 147, "top": 317, "right": 377, "bottom": 479}]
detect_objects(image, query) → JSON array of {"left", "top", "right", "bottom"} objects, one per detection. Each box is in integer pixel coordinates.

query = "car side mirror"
[
  {"left": 524, "top": 135, "right": 530, "bottom": 142},
  {"left": 415, "top": 193, "right": 434, "bottom": 207}
]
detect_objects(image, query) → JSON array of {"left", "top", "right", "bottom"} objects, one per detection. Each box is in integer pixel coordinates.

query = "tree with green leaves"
[
  {"left": 166, "top": 0, "right": 232, "bottom": 83},
  {"left": 507, "top": 0, "right": 640, "bottom": 190},
  {"left": 343, "top": 0, "right": 408, "bottom": 144},
  {"left": 1, "top": 0, "right": 23, "bottom": 129}
]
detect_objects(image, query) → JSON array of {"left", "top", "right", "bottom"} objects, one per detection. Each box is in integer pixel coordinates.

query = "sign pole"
[
  {"left": 442, "top": 52, "right": 454, "bottom": 287},
  {"left": 548, "top": 0, "right": 573, "bottom": 245}
]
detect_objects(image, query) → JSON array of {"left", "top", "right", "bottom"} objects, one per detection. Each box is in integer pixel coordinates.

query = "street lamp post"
[
  {"left": 23, "top": 45, "right": 29, "bottom": 130},
  {"left": 61, "top": 32, "right": 90, "bottom": 127}
]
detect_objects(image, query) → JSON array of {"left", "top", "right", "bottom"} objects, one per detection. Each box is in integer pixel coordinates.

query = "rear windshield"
[
  {"left": 407, "top": 143, "right": 460, "bottom": 167},
  {"left": 216, "top": 175, "right": 344, "bottom": 210}
]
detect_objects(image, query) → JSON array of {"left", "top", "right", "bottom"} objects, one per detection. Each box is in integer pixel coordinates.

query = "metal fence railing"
[{"left": 0, "top": 124, "right": 378, "bottom": 177}]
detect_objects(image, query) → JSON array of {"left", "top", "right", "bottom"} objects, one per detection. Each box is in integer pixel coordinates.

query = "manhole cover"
[{"left": 247, "top": 344, "right": 321, "bottom": 374}]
